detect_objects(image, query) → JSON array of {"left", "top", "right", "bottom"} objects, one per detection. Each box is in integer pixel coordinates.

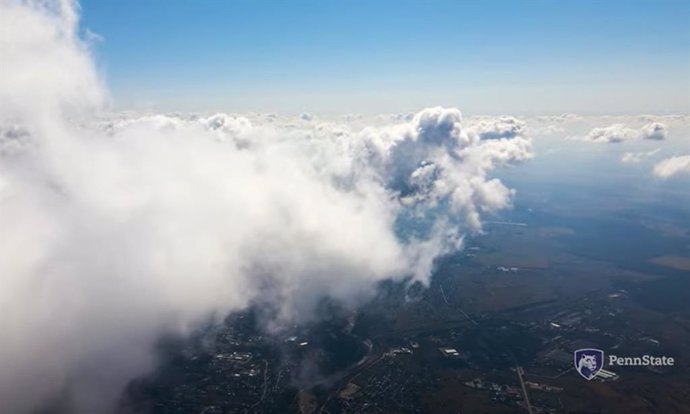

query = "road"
[
  {"left": 516, "top": 366, "right": 534, "bottom": 414},
  {"left": 440, "top": 285, "right": 479, "bottom": 326},
  {"left": 249, "top": 359, "right": 270, "bottom": 410}
]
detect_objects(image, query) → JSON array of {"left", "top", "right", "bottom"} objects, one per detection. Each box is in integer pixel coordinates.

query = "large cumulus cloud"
[{"left": 0, "top": 1, "right": 532, "bottom": 413}]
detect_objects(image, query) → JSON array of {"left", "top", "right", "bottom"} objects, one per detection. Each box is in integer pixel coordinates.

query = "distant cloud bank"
[{"left": 583, "top": 122, "right": 668, "bottom": 143}]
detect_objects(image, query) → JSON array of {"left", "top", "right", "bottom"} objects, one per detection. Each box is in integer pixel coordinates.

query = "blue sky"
[{"left": 80, "top": 0, "right": 690, "bottom": 115}]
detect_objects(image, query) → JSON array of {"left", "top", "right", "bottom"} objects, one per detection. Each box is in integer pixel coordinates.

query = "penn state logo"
[{"left": 574, "top": 348, "right": 604, "bottom": 380}]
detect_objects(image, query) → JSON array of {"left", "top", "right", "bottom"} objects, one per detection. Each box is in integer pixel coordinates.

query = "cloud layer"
[{"left": 0, "top": 1, "right": 532, "bottom": 412}]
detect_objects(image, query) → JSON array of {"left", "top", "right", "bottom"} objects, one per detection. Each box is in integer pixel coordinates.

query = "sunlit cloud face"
[
  {"left": 582, "top": 122, "right": 669, "bottom": 144},
  {"left": 0, "top": 1, "right": 533, "bottom": 412},
  {"left": 653, "top": 155, "right": 690, "bottom": 179}
]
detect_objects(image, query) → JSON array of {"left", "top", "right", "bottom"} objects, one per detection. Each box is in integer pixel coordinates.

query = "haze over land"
[{"left": 0, "top": 1, "right": 688, "bottom": 413}]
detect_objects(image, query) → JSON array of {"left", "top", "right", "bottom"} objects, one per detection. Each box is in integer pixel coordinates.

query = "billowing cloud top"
[
  {"left": 0, "top": 1, "right": 533, "bottom": 413},
  {"left": 640, "top": 122, "right": 668, "bottom": 141},
  {"left": 467, "top": 116, "right": 526, "bottom": 140}
]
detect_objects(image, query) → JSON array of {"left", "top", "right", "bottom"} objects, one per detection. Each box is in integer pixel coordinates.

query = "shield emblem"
[{"left": 574, "top": 348, "right": 604, "bottom": 380}]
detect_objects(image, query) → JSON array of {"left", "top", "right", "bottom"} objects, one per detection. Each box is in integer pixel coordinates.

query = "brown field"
[{"left": 649, "top": 255, "right": 690, "bottom": 271}]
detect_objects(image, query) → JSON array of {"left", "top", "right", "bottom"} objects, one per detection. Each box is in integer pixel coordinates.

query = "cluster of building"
[{"left": 463, "top": 377, "right": 523, "bottom": 404}]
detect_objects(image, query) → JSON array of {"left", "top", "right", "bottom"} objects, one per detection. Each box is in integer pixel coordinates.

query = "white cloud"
[
  {"left": 639, "top": 121, "right": 668, "bottom": 140},
  {"left": 620, "top": 148, "right": 660, "bottom": 163},
  {"left": 582, "top": 122, "right": 669, "bottom": 143},
  {"left": 467, "top": 116, "right": 526, "bottom": 140},
  {"left": 583, "top": 123, "right": 639, "bottom": 143},
  {"left": 0, "top": 2, "right": 533, "bottom": 412},
  {"left": 0, "top": 0, "right": 104, "bottom": 122},
  {"left": 653, "top": 155, "right": 690, "bottom": 178}
]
